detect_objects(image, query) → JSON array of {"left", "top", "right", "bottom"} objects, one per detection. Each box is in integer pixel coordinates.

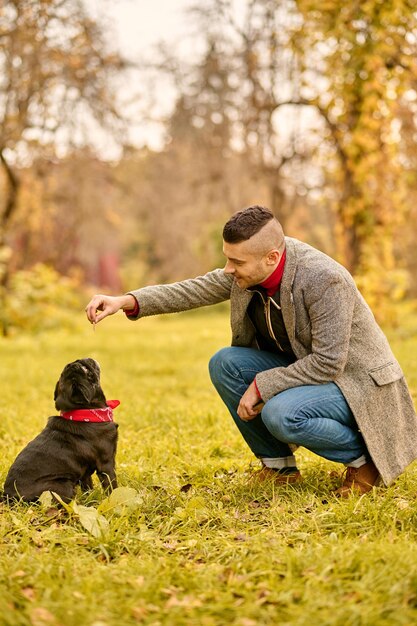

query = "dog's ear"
[
  {"left": 55, "top": 376, "right": 97, "bottom": 410},
  {"left": 54, "top": 379, "right": 70, "bottom": 411},
  {"left": 54, "top": 377, "right": 75, "bottom": 411},
  {"left": 54, "top": 382, "right": 59, "bottom": 402}
]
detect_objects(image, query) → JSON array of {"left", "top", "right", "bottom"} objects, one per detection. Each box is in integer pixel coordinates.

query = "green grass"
[{"left": 1, "top": 304, "right": 417, "bottom": 626}]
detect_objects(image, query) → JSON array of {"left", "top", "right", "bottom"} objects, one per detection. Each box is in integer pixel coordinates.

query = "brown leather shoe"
[
  {"left": 248, "top": 467, "right": 302, "bottom": 486},
  {"left": 335, "top": 460, "right": 382, "bottom": 497}
]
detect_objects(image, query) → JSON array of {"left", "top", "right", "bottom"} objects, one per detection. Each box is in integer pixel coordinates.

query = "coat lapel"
[
  {"left": 281, "top": 239, "right": 297, "bottom": 349},
  {"left": 280, "top": 238, "right": 297, "bottom": 346}
]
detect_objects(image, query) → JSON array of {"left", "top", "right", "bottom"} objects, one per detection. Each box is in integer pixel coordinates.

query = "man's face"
[{"left": 223, "top": 239, "right": 275, "bottom": 289}]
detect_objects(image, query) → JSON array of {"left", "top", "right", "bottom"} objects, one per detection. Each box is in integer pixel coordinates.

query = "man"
[{"left": 85, "top": 205, "right": 417, "bottom": 496}]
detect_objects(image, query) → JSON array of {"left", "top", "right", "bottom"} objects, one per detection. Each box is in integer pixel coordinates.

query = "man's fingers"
[
  {"left": 85, "top": 296, "right": 107, "bottom": 323},
  {"left": 93, "top": 310, "right": 107, "bottom": 324},
  {"left": 85, "top": 295, "right": 125, "bottom": 324},
  {"left": 238, "top": 401, "right": 263, "bottom": 421},
  {"left": 238, "top": 405, "right": 255, "bottom": 421},
  {"left": 85, "top": 304, "right": 96, "bottom": 323}
]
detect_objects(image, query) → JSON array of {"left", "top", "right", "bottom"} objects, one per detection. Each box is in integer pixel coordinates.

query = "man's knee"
[
  {"left": 208, "top": 347, "right": 238, "bottom": 386},
  {"left": 261, "top": 400, "right": 299, "bottom": 443}
]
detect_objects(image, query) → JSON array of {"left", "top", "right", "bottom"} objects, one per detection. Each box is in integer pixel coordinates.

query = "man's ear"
[{"left": 266, "top": 250, "right": 280, "bottom": 266}]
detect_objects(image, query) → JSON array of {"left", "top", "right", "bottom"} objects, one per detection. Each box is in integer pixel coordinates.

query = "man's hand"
[
  {"left": 238, "top": 381, "right": 264, "bottom": 421},
  {"left": 85, "top": 294, "right": 136, "bottom": 325}
]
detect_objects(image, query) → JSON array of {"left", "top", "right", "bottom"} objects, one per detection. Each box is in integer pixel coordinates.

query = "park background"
[{"left": 1, "top": 1, "right": 417, "bottom": 625}]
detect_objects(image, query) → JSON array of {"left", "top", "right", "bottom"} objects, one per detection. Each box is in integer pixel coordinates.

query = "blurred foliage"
[
  {"left": 0, "top": 0, "right": 123, "bottom": 152},
  {"left": 0, "top": 263, "right": 83, "bottom": 336},
  {"left": 1, "top": 0, "right": 417, "bottom": 328},
  {"left": 356, "top": 267, "right": 410, "bottom": 328},
  {"left": 0, "top": 0, "right": 125, "bottom": 313},
  {"left": 295, "top": 0, "right": 417, "bottom": 315}
]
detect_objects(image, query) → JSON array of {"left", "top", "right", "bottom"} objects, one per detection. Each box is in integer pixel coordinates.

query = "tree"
[
  {"left": 188, "top": 0, "right": 311, "bottom": 231},
  {"left": 11, "top": 149, "right": 123, "bottom": 289},
  {"left": 0, "top": 0, "right": 125, "bottom": 297},
  {"left": 293, "top": 0, "right": 417, "bottom": 313}
]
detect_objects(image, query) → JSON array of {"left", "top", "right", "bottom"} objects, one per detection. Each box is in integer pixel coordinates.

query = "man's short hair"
[{"left": 223, "top": 205, "right": 275, "bottom": 243}]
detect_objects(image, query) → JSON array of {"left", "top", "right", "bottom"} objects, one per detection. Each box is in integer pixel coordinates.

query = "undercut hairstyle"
[{"left": 223, "top": 205, "right": 276, "bottom": 243}]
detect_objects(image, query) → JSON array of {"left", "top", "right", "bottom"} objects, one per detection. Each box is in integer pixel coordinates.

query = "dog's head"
[{"left": 54, "top": 358, "right": 107, "bottom": 411}]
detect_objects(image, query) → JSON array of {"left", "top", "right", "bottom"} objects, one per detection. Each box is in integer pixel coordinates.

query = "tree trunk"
[{"left": 0, "top": 149, "right": 20, "bottom": 336}]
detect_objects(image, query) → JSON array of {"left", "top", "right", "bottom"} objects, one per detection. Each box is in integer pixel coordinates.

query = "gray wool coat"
[{"left": 129, "top": 237, "right": 417, "bottom": 485}]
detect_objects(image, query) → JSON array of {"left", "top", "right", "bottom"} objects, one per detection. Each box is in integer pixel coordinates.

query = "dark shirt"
[{"left": 247, "top": 286, "right": 296, "bottom": 359}]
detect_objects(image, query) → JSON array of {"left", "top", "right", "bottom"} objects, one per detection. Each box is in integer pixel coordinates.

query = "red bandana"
[{"left": 60, "top": 400, "right": 120, "bottom": 423}]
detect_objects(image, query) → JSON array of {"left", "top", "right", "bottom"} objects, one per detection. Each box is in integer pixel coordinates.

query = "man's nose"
[{"left": 224, "top": 261, "right": 235, "bottom": 274}]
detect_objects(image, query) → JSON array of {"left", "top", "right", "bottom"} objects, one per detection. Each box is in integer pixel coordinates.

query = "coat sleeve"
[
  {"left": 255, "top": 274, "right": 356, "bottom": 401},
  {"left": 127, "top": 269, "right": 233, "bottom": 318}
]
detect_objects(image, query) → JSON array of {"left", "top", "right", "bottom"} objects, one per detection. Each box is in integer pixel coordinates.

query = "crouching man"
[{"left": 85, "top": 205, "right": 417, "bottom": 496}]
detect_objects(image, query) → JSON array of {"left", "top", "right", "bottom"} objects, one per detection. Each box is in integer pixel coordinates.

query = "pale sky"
[
  {"left": 87, "top": 0, "right": 201, "bottom": 154},
  {"left": 85, "top": 1, "right": 307, "bottom": 158},
  {"left": 91, "top": 0, "right": 195, "bottom": 59}
]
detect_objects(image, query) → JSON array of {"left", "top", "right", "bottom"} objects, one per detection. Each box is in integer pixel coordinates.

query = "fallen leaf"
[
  {"left": 39, "top": 491, "right": 54, "bottom": 507},
  {"left": 21, "top": 587, "right": 36, "bottom": 602},
  {"left": 30, "top": 532, "right": 44, "bottom": 547},
  {"left": 131, "top": 606, "right": 148, "bottom": 621},
  {"left": 29, "top": 607, "right": 60, "bottom": 626},
  {"left": 133, "top": 575, "right": 145, "bottom": 588},
  {"left": 98, "top": 487, "right": 143, "bottom": 515},
  {"left": 165, "top": 595, "right": 202, "bottom": 609},
  {"left": 72, "top": 502, "right": 109, "bottom": 538},
  {"left": 45, "top": 507, "right": 62, "bottom": 519},
  {"left": 51, "top": 493, "right": 73, "bottom": 514},
  {"left": 396, "top": 498, "right": 409, "bottom": 510},
  {"left": 72, "top": 591, "right": 85, "bottom": 600}
]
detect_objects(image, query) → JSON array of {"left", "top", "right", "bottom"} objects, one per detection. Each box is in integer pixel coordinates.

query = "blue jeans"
[{"left": 209, "top": 347, "right": 367, "bottom": 465}]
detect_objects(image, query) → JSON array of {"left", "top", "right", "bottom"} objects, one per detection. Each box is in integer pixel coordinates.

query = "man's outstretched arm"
[{"left": 85, "top": 268, "right": 233, "bottom": 325}]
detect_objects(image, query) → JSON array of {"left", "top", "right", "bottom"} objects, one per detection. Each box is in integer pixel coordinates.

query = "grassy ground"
[{"left": 1, "top": 304, "right": 417, "bottom": 626}]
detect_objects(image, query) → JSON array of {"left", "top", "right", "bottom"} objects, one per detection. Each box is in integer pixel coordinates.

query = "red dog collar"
[{"left": 60, "top": 400, "right": 120, "bottom": 423}]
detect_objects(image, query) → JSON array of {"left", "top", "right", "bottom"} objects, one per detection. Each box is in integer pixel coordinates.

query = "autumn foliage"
[{"left": 1, "top": 0, "right": 417, "bottom": 333}]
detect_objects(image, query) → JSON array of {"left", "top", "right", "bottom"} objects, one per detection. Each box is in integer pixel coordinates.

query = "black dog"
[{"left": 2, "top": 358, "right": 119, "bottom": 503}]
